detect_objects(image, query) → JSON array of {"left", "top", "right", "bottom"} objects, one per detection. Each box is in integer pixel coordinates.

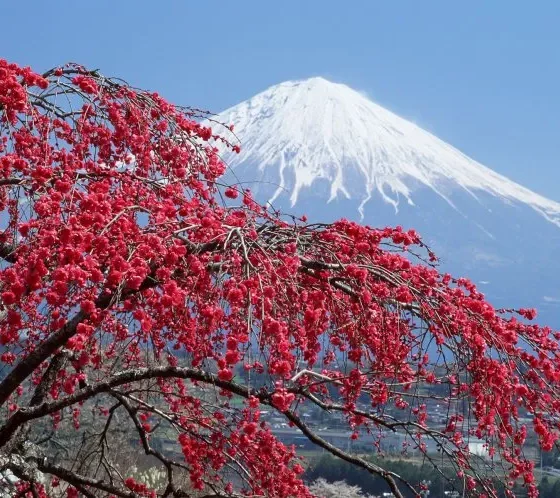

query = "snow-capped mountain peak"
[{"left": 214, "top": 77, "right": 560, "bottom": 225}]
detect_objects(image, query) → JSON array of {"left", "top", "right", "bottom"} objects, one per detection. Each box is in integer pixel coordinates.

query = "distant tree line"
[{"left": 303, "top": 454, "right": 560, "bottom": 498}]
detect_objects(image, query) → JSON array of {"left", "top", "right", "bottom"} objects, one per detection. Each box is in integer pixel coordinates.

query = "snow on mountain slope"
[{"left": 213, "top": 77, "right": 560, "bottom": 225}]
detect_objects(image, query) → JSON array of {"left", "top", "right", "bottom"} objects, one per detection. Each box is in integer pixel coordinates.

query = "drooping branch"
[
  {"left": 0, "top": 223, "right": 432, "bottom": 414},
  {"left": 0, "top": 364, "right": 421, "bottom": 496}
]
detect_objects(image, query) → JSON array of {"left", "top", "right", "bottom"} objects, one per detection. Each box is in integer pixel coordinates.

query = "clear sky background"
[{"left": 4, "top": 1, "right": 559, "bottom": 200}]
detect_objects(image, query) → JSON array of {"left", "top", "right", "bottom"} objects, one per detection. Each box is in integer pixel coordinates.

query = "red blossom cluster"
[{"left": 0, "top": 59, "right": 559, "bottom": 498}]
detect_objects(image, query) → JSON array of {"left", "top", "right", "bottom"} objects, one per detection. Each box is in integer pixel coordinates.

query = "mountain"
[{"left": 211, "top": 77, "right": 560, "bottom": 326}]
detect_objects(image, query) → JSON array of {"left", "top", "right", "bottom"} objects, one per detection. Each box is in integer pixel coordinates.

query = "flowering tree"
[
  {"left": 308, "top": 478, "right": 376, "bottom": 498},
  {"left": 0, "top": 59, "right": 559, "bottom": 498}
]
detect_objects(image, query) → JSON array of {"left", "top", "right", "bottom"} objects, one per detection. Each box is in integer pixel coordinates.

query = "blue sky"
[{"left": 3, "top": 1, "right": 559, "bottom": 200}]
